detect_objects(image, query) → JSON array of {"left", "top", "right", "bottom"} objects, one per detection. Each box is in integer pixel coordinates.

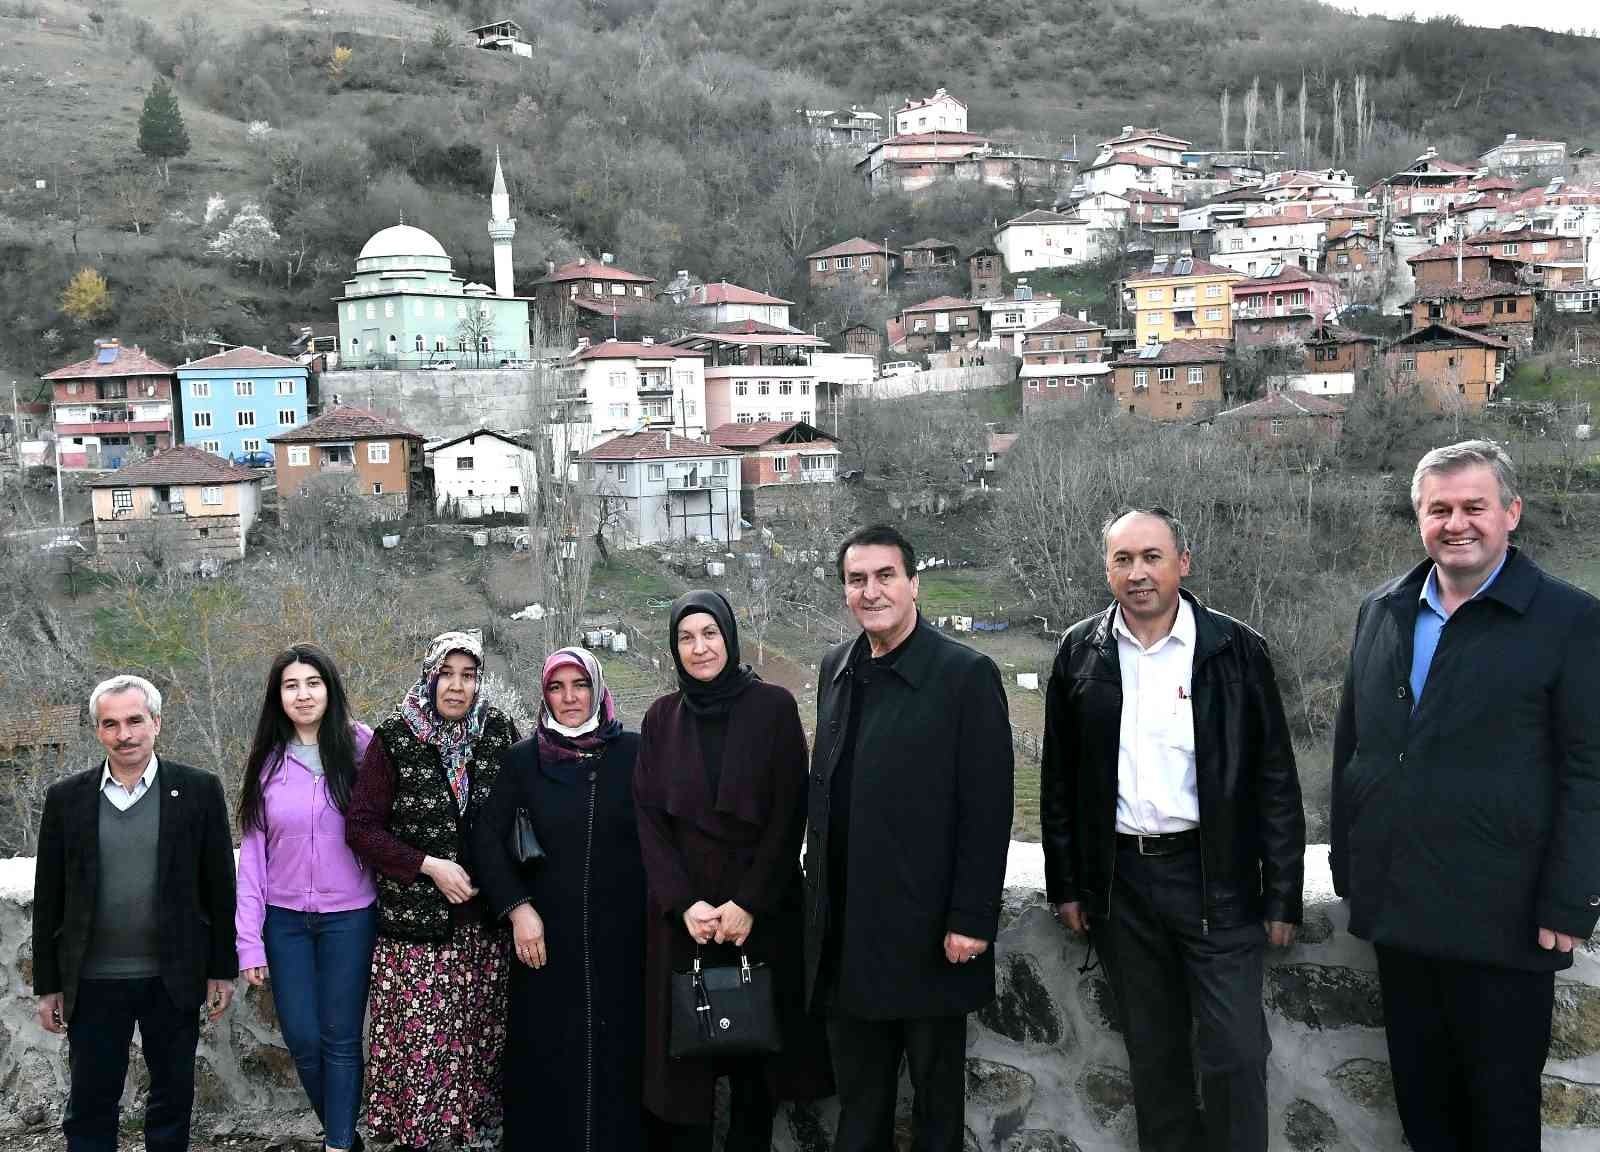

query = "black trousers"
[
  {"left": 647, "top": 1062, "right": 775, "bottom": 1152},
  {"left": 826, "top": 1014, "right": 966, "bottom": 1152},
  {"left": 1091, "top": 842, "right": 1270, "bottom": 1152},
  {"left": 1375, "top": 945, "right": 1554, "bottom": 1152},
  {"left": 64, "top": 977, "right": 201, "bottom": 1152}
]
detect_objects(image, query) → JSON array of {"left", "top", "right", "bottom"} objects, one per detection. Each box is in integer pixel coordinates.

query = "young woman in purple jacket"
[{"left": 235, "top": 645, "right": 376, "bottom": 1152}]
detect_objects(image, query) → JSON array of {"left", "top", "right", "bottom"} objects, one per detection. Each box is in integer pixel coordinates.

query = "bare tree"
[
  {"left": 1243, "top": 76, "right": 1260, "bottom": 157},
  {"left": 1297, "top": 75, "right": 1309, "bottom": 167},
  {"left": 1219, "top": 86, "right": 1231, "bottom": 152},
  {"left": 1274, "top": 82, "right": 1286, "bottom": 152},
  {"left": 455, "top": 307, "right": 496, "bottom": 368},
  {"left": 1332, "top": 78, "right": 1345, "bottom": 163}
]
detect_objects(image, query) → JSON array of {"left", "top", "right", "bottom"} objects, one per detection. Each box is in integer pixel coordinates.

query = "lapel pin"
[{"left": 170, "top": 790, "right": 179, "bottom": 797}]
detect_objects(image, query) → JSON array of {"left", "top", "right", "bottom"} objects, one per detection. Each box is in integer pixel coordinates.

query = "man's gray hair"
[
  {"left": 1410, "top": 440, "right": 1519, "bottom": 510},
  {"left": 89, "top": 675, "right": 163, "bottom": 723},
  {"left": 1101, "top": 507, "right": 1191, "bottom": 555}
]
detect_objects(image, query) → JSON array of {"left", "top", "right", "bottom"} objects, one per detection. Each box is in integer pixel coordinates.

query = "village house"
[
  {"left": 799, "top": 106, "right": 883, "bottom": 149},
  {"left": 681, "top": 282, "right": 794, "bottom": 329},
  {"left": 1098, "top": 126, "right": 1192, "bottom": 166},
  {"left": 1322, "top": 231, "right": 1383, "bottom": 296},
  {"left": 898, "top": 296, "right": 983, "bottom": 353},
  {"left": 425, "top": 428, "right": 536, "bottom": 518},
  {"left": 1078, "top": 150, "right": 1179, "bottom": 198},
  {"left": 982, "top": 283, "right": 1063, "bottom": 355},
  {"left": 968, "top": 247, "right": 1004, "bottom": 299},
  {"left": 856, "top": 134, "right": 1062, "bottom": 196},
  {"left": 1406, "top": 243, "right": 1523, "bottom": 291},
  {"left": 810, "top": 352, "right": 875, "bottom": 430},
  {"left": 895, "top": 88, "right": 967, "bottom": 134},
  {"left": 0, "top": 704, "right": 82, "bottom": 770},
  {"left": 1294, "top": 325, "right": 1380, "bottom": 396},
  {"left": 175, "top": 347, "right": 308, "bottom": 464},
  {"left": 1123, "top": 189, "right": 1185, "bottom": 230},
  {"left": 1383, "top": 324, "right": 1506, "bottom": 411},
  {"left": 467, "top": 19, "right": 533, "bottom": 56},
  {"left": 1259, "top": 168, "right": 1360, "bottom": 207},
  {"left": 269, "top": 404, "right": 425, "bottom": 516},
  {"left": 1479, "top": 133, "right": 1567, "bottom": 175},
  {"left": 1020, "top": 361, "right": 1113, "bottom": 413},
  {"left": 1111, "top": 339, "right": 1230, "bottom": 421},
  {"left": 1550, "top": 280, "right": 1600, "bottom": 314},
  {"left": 980, "top": 431, "right": 1019, "bottom": 474},
  {"left": 901, "top": 238, "right": 961, "bottom": 274},
  {"left": 1210, "top": 215, "right": 1329, "bottom": 275},
  {"left": 995, "top": 210, "right": 1093, "bottom": 272},
  {"left": 669, "top": 324, "right": 829, "bottom": 429},
  {"left": 581, "top": 431, "right": 741, "bottom": 546},
  {"left": 44, "top": 339, "right": 176, "bottom": 472},
  {"left": 546, "top": 339, "right": 707, "bottom": 464},
  {"left": 531, "top": 256, "right": 657, "bottom": 342},
  {"left": 1466, "top": 229, "right": 1588, "bottom": 287},
  {"left": 1121, "top": 256, "right": 1245, "bottom": 346},
  {"left": 708, "top": 420, "right": 841, "bottom": 520},
  {"left": 1373, "top": 148, "right": 1481, "bottom": 223},
  {"left": 807, "top": 237, "right": 899, "bottom": 290},
  {"left": 1213, "top": 390, "right": 1345, "bottom": 444},
  {"left": 1021, "top": 313, "right": 1110, "bottom": 366},
  {"left": 90, "top": 445, "right": 262, "bottom": 570},
  {"left": 1409, "top": 282, "right": 1535, "bottom": 357},
  {"left": 1232, "top": 264, "right": 1343, "bottom": 348},
  {"left": 1506, "top": 178, "right": 1600, "bottom": 281},
  {"left": 833, "top": 322, "right": 884, "bottom": 359}
]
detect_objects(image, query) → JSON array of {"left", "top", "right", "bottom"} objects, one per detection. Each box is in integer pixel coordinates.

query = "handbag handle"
[{"left": 690, "top": 946, "right": 756, "bottom": 1041}]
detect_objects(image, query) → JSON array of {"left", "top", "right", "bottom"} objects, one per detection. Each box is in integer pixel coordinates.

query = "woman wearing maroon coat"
[{"left": 634, "top": 591, "right": 832, "bottom": 1151}]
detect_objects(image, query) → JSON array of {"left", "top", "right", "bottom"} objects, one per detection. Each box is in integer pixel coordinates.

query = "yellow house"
[
  {"left": 1121, "top": 255, "right": 1245, "bottom": 345},
  {"left": 89, "top": 444, "right": 263, "bottom": 570}
]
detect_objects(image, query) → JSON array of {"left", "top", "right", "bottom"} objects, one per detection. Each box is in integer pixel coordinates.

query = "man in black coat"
[
  {"left": 1040, "top": 509, "right": 1304, "bottom": 1152},
  {"left": 1332, "top": 440, "right": 1600, "bottom": 1151},
  {"left": 32, "top": 675, "right": 237, "bottom": 1152},
  {"left": 805, "top": 523, "right": 1014, "bottom": 1152}
]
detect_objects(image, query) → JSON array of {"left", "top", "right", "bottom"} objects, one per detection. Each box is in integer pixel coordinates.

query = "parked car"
[
  {"left": 498, "top": 358, "right": 536, "bottom": 369},
  {"left": 1390, "top": 222, "right": 1417, "bottom": 237},
  {"left": 879, "top": 360, "right": 923, "bottom": 379},
  {"left": 419, "top": 359, "right": 457, "bottom": 371},
  {"left": 236, "top": 450, "right": 274, "bottom": 469}
]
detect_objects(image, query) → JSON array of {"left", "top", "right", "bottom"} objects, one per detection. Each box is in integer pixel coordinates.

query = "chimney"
[
  {"left": 1506, "top": 133, "right": 1517, "bottom": 142},
  {"left": 576, "top": 337, "right": 590, "bottom": 351},
  {"left": 1121, "top": 125, "right": 1134, "bottom": 134},
  {"left": 1078, "top": 310, "right": 1087, "bottom": 321},
  {"left": 642, "top": 336, "right": 654, "bottom": 345},
  {"left": 664, "top": 431, "right": 671, "bottom": 451},
  {"left": 545, "top": 259, "right": 555, "bottom": 275},
  {"left": 601, "top": 252, "right": 615, "bottom": 265}
]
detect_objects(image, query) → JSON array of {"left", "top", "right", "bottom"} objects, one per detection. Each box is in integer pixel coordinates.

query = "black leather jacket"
[{"left": 1039, "top": 590, "right": 1305, "bottom": 928}]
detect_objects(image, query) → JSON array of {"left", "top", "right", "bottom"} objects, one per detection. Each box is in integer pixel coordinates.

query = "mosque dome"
[{"left": 358, "top": 224, "right": 450, "bottom": 262}]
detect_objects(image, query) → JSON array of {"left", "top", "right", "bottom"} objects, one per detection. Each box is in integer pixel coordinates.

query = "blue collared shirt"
[{"left": 1410, "top": 552, "right": 1509, "bottom": 707}]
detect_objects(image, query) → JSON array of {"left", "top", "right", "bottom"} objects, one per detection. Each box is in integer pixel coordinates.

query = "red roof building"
[
  {"left": 269, "top": 404, "right": 425, "bottom": 513},
  {"left": 708, "top": 421, "right": 840, "bottom": 520},
  {"left": 45, "top": 339, "right": 177, "bottom": 472},
  {"left": 531, "top": 257, "right": 657, "bottom": 340}
]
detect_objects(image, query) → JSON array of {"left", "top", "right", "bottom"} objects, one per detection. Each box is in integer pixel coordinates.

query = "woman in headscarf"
[
  {"left": 344, "top": 631, "right": 519, "bottom": 1152},
  {"left": 635, "top": 591, "right": 833, "bottom": 1151},
  {"left": 473, "top": 646, "right": 648, "bottom": 1152}
]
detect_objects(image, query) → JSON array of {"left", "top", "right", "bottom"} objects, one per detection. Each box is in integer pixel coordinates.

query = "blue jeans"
[
  {"left": 263, "top": 904, "right": 378, "bottom": 1149},
  {"left": 65, "top": 976, "right": 199, "bottom": 1152}
]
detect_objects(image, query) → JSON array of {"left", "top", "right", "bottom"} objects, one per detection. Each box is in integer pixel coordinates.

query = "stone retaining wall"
[{"left": 1, "top": 851, "right": 1595, "bottom": 1148}]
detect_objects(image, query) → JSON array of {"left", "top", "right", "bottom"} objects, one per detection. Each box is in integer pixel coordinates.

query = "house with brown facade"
[
  {"left": 89, "top": 445, "right": 262, "bottom": 570},
  {"left": 1231, "top": 265, "right": 1344, "bottom": 349},
  {"left": 1383, "top": 324, "right": 1505, "bottom": 411},
  {"left": 531, "top": 257, "right": 657, "bottom": 340},
  {"left": 44, "top": 339, "right": 177, "bottom": 472},
  {"left": 833, "top": 323, "right": 884, "bottom": 359},
  {"left": 1213, "top": 390, "right": 1344, "bottom": 444},
  {"left": 899, "top": 296, "right": 983, "bottom": 353},
  {"left": 1021, "top": 314, "right": 1110, "bottom": 366},
  {"left": 1406, "top": 244, "right": 1523, "bottom": 290},
  {"left": 1409, "top": 282, "right": 1535, "bottom": 357},
  {"left": 901, "top": 238, "right": 961, "bottom": 274},
  {"left": 1322, "top": 232, "right": 1382, "bottom": 296},
  {"left": 1295, "top": 325, "right": 1380, "bottom": 396},
  {"left": 807, "top": 237, "right": 899, "bottom": 290},
  {"left": 1465, "top": 229, "right": 1588, "bottom": 287},
  {"left": 968, "top": 247, "right": 1003, "bottom": 300},
  {"left": 1111, "top": 339, "right": 1230, "bottom": 421},
  {"left": 269, "top": 404, "right": 426, "bottom": 516},
  {"left": 707, "top": 420, "right": 841, "bottom": 520}
]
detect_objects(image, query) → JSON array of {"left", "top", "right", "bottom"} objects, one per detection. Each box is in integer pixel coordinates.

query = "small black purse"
[
  {"left": 507, "top": 808, "right": 545, "bottom": 864},
  {"left": 669, "top": 950, "right": 781, "bottom": 1059}
]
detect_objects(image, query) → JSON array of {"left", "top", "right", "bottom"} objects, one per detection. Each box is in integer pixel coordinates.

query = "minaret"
[{"left": 488, "top": 148, "right": 517, "bottom": 299}]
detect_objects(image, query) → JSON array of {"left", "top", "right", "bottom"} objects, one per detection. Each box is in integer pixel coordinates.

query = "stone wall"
[
  {"left": 92, "top": 514, "right": 244, "bottom": 572},
  {"left": 1, "top": 850, "right": 1595, "bottom": 1148},
  {"left": 320, "top": 370, "right": 541, "bottom": 442}
]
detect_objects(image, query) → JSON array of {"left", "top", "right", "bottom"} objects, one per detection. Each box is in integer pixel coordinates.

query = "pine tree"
[
  {"left": 138, "top": 77, "right": 190, "bottom": 184},
  {"left": 61, "top": 267, "right": 112, "bottom": 326}
]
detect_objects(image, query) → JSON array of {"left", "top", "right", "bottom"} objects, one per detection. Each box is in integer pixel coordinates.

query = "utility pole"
[
  {"left": 52, "top": 397, "right": 65, "bottom": 526},
  {"left": 10, "top": 380, "right": 21, "bottom": 484}
]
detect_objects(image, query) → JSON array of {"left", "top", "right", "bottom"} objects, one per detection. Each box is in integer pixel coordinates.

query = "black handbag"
[
  {"left": 669, "top": 950, "right": 781, "bottom": 1059},
  {"left": 507, "top": 808, "right": 545, "bottom": 864}
]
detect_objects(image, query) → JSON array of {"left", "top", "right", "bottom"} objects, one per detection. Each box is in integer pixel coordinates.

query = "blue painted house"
[{"left": 175, "top": 348, "right": 309, "bottom": 462}]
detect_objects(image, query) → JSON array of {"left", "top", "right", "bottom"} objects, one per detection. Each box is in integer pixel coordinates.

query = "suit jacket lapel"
[
  {"left": 157, "top": 762, "right": 178, "bottom": 894},
  {"left": 69, "top": 769, "right": 102, "bottom": 909}
]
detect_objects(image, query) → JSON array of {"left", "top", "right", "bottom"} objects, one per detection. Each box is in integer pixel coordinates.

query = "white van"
[{"left": 879, "top": 361, "right": 922, "bottom": 379}]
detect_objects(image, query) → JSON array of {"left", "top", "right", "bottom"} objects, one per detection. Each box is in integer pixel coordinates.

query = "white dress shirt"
[
  {"left": 1112, "top": 599, "right": 1199, "bottom": 835},
  {"left": 100, "top": 755, "right": 158, "bottom": 812}
]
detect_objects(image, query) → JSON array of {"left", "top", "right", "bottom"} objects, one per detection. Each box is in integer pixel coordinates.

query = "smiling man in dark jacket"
[
  {"left": 1331, "top": 440, "right": 1600, "bottom": 1151},
  {"left": 1040, "top": 508, "right": 1304, "bottom": 1152}
]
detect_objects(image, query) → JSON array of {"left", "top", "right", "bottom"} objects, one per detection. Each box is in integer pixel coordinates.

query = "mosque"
[{"left": 335, "top": 150, "right": 533, "bottom": 368}]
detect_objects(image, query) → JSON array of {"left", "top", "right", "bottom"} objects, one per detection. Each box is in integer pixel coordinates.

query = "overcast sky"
[{"left": 1337, "top": 0, "right": 1596, "bottom": 33}]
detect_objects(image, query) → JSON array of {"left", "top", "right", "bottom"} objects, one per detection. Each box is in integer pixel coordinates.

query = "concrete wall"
[
  {"left": 319, "top": 369, "right": 542, "bottom": 443},
  {"left": 2, "top": 849, "right": 1596, "bottom": 1148}
]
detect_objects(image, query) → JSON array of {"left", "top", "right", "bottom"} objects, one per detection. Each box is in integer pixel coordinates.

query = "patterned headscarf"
[
  {"left": 398, "top": 630, "right": 486, "bottom": 811},
  {"left": 537, "top": 646, "right": 623, "bottom": 763}
]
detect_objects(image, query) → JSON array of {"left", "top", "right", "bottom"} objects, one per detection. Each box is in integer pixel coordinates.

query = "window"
[
  {"left": 1047, "top": 377, "right": 1058, "bottom": 388},
  {"left": 66, "top": 381, "right": 79, "bottom": 395},
  {"left": 687, "top": 399, "right": 698, "bottom": 415},
  {"left": 435, "top": 301, "right": 445, "bottom": 319},
  {"left": 1206, "top": 308, "right": 1222, "bottom": 321},
  {"left": 1532, "top": 241, "right": 1548, "bottom": 254},
  {"left": 368, "top": 442, "right": 390, "bottom": 464},
  {"left": 734, "top": 382, "right": 748, "bottom": 396},
  {"left": 372, "top": 482, "right": 383, "bottom": 495},
  {"left": 1028, "top": 380, "right": 1040, "bottom": 391},
  {"left": 1133, "top": 369, "right": 1149, "bottom": 388},
  {"left": 736, "top": 413, "right": 755, "bottom": 423},
  {"left": 835, "top": 257, "right": 850, "bottom": 270},
  {"left": 111, "top": 488, "right": 133, "bottom": 511},
  {"left": 241, "top": 438, "right": 261, "bottom": 452},
  {"left": 757, "top": 382, "right": 771, "bottom": 396},
  {"left": 1205, "top": 284, "right": 1222, "bottom": 298},
  {"left": 1188, "top": 366, "right": 1204, "bottom": 385},
  {"left": 457, "top": 457, "right": 474, "bottom": 470},
  {"left": 633, "top": 287, "right": 644, "bottom": 298},
  {"left": 200, "top": 486, "right": 222, "bottom": 506},
  {"left": 1158, "top": 366, "right": 1175, "bottom": 383},
  {"left": 193, "top": 412, "right": 213, "bottom": 429},
  {"left": 202, "top": 440, "right": 222, "bottom": 454},
  {"left": 1399, "top": 356, "right": 1417, "bottom": 372},
  {"left": 1337, "top": 254, "right": 1350, "bottom": 266},
  {"left": 1075, "top": 336, "right": 1088, "bottom": 350},
  {"left": 236, "top": 411, "right": 256, "bottom": 428},
  {"left": 276, "top": 379, "right": 295, "bottom": 395},
  {"left": 1149, "top": 312, "right": 1166, "bottom": 327},
  {"left": 234, "top": 380, "right": 254, "bottom": 397},
  {"left": 1502, "top": 243, "right": 1519, "bottom": 256},
  {"left": 365, "top": 302, "right": 376, "bottom": 320},
  {"left": 197, "top": 527, "right": 210, "bottom": 538},
  {"left": 778, "top": 383, "right": 793, "bottom": 395},
  {"left": 1146, "top": 288, "right": 1164, "bottom": 301},
  {"left": 773, "top": 455, "right": 789, "bottom": 473},
  {"left": 415, "top": 335, "right": 424, "bottom": 352},
  {"left": 1291, "top": 291, "right": 1306, "bottom": 307},
  {"left": 610, "top": 284, "right": 625, "bottom": 296},
  {"left": 191, "top": 381, "right": 210, "bottom": 398},
  {"left": 287, "top": 444, "right": 310, "bottom": 467},
  {"left": 383, "top": 300, "right": 394, "bottom": 318},
  {"left": 413, "top": 300, "right": 424, "bottom": 318},
  {"left": 815, "top": 260, "right": 827, "bottom": 271},
  {"left": 457, "top": 302, "right": 468, "bottom": 319},
  {"left": 278, "top": 409, "right": 296, "bottom": 425},
  {"left": 648, "top": 464, "right": 665, "bottom": 481},
  {"left": 712, "top": 460, "right": 728, "bottom": 476},
  {"left": 569, "top": 285, "right": 580, "bottom": 298},
  {"left": 591, "top": 282, "right": 605, "bottom": 296}
]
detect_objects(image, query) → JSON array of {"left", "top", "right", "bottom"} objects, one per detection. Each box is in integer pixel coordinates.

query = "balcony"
[
  {"left": 667, "top": 474, "right": 718, "bottom": 491},
  {"left": 152, "top": 500, "right": 186, "bottom": 516},
  {"left": 1234, "top": 304, "right": 1308, "bottom": 319},
  {"left": 635, "top": 376, "right": 673, "bottom": 397}
]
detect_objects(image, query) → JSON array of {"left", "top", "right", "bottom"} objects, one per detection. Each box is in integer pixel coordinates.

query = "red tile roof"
[
  {"left": 1026, "top": 314, "right": 1106, "bottom": 334},
  {"left": 1406, "top": 244, "right": 1495, "bottom": 263},
  {"left": 44, "top": 343, "right": 174, "bottom": 381},
  {"left": 88, "top": 445, "right": 262, "bottom": 488},
  {"left": 1409, "top": 281, "right": 1534, "bottom": 302},
  {"left": 708, "top": 421, "right": 837, "bottom": 448},
  {"left": 1113, "top": 339, "right": 1231, "bottom": 367},
  {"left": 902, "top": 237, "right": 960, "bottom": 251},
  {"left": 808, "top": 237, "right": 898, "bottom": 260},
  {"left": 1387, "top": 323, "right": 1508, "bottom": 350},
  {"left": 179, "top": 347, "right": 303, "bottom": 371},
  {"left": 713, "top": 319, "right": 805, "bottom": 336},
  {"left": 1121, "top": 189, "right": 1183, "bottom": 205},
  {"left": 1216, "top": 391, "right": 1344, "bottom": 420},
  {"left": 1466, "top": 229, "right": 1562, "bottom": 244},
  {"left": 1086, "top": 151, "right": 1180, "bottom": 171},
  {"left": 1239, "top": 214, "right": 1324, "bottom": 229},
  {"left": 533, "top": 258, "right": 655, "bottom": 285},
  {"left": 268, "top": 404, "right": 423, "bottom": 443},
  {"left": 575, "top": 340, "right": 700, "bottom": 362},
  {"left": 581, "top": 432, "right": 736, "bottom": 462},
  {"left": 901, "top": 295, "right": 977, "bottom": 313},
  {"left": 1305, "top": 326, "right": 1380, "bottom": 345},
  {"left": 688, "top": 282, "right": 792, "bottom": 307}
]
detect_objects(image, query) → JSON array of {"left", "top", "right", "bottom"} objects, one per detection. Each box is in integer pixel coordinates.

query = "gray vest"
[{"left": 80, "top": 784, "right": 162, "bottom": 980}]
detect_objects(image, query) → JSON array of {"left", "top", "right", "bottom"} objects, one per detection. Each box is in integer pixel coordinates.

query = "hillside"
[{"left": 1, "top": 0, "right": 1597, "bottom": 383}]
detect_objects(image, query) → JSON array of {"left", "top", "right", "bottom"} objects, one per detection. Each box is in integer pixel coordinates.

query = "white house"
[
  {"left": 982, "top": 284, "right": 1063, "bottom": 354},
  {"left": 1210, "top": 215, "right": 1328, "bottom": 274},
  {"left": 1097, "top": 126, "right": 1192, "bottom": 166},
  {"left": 894, "top": 88, "right": 967, "bottom": 135},
  {"left": 547, "top": 339, "right": 707, "bottom": 465},
  {"left": 995, "top": 210, "right": 1092, "bottom": 272},
  {"left": 681, "top": 281, "right": 794, "bottom": 330},
  {"left": 1077, "top": 151, "right": 1178, "bottom": 198},
  {"left": 581, "top": 431, "right": 741, "bottom": 546},
  {"left": 426, "top": 428, "right": 536, "bottom": 518},
  {"left": 669, "top": 325, "right": 829, "bottom": 430},
  {"left": 1479, "top": 134, "right": 1567, "bottom": 173}
]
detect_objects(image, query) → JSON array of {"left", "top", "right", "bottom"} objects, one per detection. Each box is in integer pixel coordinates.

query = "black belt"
[{"left": 1115, "top": 828, "right": 1199, "bottom": 856}]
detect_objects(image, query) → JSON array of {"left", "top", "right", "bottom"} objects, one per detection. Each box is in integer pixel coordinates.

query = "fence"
[{"left": 856, "top": 363, "right": 1013, "bottom": 400}]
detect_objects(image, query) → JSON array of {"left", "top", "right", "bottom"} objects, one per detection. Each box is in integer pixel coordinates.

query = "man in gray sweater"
[{"left": 32, "top": 675, "right": 237, "bottom": 1152}]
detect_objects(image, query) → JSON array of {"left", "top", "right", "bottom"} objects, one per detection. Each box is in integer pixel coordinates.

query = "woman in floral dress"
[{"left": 345, "top": 631, "right": 519, "bottom": 1151}]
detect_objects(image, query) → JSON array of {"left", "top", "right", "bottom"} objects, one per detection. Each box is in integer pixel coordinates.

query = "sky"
[{"left": 1338, "top": 0, "right": 1595, "bottom": 33}]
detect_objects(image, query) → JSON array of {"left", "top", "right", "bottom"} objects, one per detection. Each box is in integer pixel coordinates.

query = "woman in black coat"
[
  {"left": 473, "top": 646, "right": 647, "bottom": 1152},
  {"left": 635, "top": 591, "right": 833, "bottom": 1151}
]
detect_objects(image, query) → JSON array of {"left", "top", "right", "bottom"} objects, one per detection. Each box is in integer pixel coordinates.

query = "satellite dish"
[{"left": 145, "top": 382, "right": 157, "bottom": 396}]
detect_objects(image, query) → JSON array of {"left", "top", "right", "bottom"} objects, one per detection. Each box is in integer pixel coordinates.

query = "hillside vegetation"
[{"left": 1, "top": 0, "right": 1597, "bottom": 382}]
